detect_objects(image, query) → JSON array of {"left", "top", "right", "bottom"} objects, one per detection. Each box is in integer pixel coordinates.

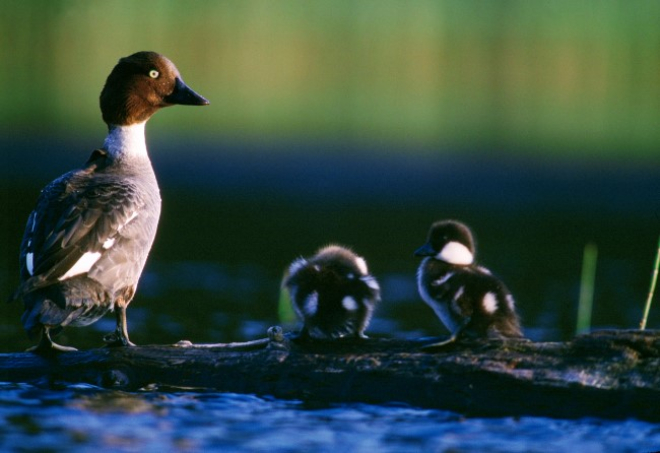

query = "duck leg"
[
  {"left": 104, "top": 297, "right": 135, "bottom": 347},
  {"left": 27, "top": 326, "right": 77, "bottom": 354}
]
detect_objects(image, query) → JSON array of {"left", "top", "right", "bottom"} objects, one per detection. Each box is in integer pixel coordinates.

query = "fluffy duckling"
[
  {"left": 284, "top": 245, "right": 380, "bottom": 340},
  {"left": 415, "top": 220, "right": 523, "bottom": 348}
]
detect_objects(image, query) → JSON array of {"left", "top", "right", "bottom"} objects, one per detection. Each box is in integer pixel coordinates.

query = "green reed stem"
[
  {"left": 576, "top": 242, "right": 598, "bottom": 335},
  {"left": 639, "top": 235, "right": 660, "bottom": 330}
]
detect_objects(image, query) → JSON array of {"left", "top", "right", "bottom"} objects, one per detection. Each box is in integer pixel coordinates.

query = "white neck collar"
[{"left": 102, "top": 122, "right": 149, "bottom": 164}]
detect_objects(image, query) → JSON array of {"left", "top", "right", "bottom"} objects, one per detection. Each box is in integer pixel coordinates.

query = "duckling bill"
[
  {"left": 284, "top": 245, "right": 380, "bottom": 340},
  {"left": 9, "top": 51, "right": 209, "bottom": 353},
  {"left": 415, "top": 220, "right": 523, "bottom": 348}
]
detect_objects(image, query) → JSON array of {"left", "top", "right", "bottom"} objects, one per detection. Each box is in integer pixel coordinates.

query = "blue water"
[{"left": 1, "top": 383, "right": 658, "bottom": 453}]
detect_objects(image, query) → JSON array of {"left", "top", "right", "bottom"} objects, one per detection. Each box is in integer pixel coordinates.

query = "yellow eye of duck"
[{"left": 149, "top": 70, "right": 159, "bottom": 79}]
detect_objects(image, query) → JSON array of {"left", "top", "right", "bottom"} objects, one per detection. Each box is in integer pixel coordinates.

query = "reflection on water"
[{"left": 1, "top": 382, "right": 659, "bottom": 453}]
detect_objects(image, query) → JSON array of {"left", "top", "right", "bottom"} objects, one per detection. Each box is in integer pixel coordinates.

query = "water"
[{"left": 1, "top": 382, "right": 658, "bottom": 453}]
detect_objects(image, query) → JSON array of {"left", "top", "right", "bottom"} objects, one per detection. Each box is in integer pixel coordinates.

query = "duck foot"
[
  {"left": 103, "top": 331, "right": 135, "bottom": 347},
  {"left": 27, "top": 328, "right": 77, "bottom": 354}
]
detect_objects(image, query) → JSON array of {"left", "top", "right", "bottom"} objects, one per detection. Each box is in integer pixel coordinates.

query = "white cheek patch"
[
  {"left": 355, "top": 257, "right": 368, "bottom": 275},
  {"left": 26, "top": 253, "right": 35, "bottom": 276},
  {"left": 303, "top": 292, "right": 319, "bottom": 317},
  {"left": 483, "top": 292, "right": 498, "bottom": 314},
  {"left": 437, "top": 241, "right": 474, "bottom": 265},
  {"left": 58, "top": 251, "right": 102, "bottom": 281},
  {"left": 341, "top": 296, "right": 359, "bottom": 311}
]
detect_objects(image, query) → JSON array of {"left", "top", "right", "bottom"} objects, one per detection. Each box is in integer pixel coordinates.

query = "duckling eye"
[{"left": 148, "top": 70, "right": 159, "bottom": 79}]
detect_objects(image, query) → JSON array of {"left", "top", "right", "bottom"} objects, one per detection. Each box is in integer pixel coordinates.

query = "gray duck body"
[{"left": 10, "top": 51, "right": 209, "bottom": 352}]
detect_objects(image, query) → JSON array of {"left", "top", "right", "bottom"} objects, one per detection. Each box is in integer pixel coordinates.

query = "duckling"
[
  {"left": 9, "top": 51, "right": 209, "bottom": 353},
  {"left": 284, "top": 245, "right": 380, "bottom": 340},
  {"left": 415, "top": 220, "right": 523, "bottom": 348}
]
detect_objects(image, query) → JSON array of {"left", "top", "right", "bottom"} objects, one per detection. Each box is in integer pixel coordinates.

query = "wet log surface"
[{"left": 1, "top": 329, "right": 659, "bottom": 421}]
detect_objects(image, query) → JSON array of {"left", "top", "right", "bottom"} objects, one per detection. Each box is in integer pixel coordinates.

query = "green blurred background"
[
  {"left": 1, "top": 1, "right": 659, "bottom": 351},
  {"left": 3, "top": 0, "right": 660, "bottom": 159}
]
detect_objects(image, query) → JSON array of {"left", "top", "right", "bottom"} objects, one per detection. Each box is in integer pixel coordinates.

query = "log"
[{"left": 1, "top": 329, "right": 659, "bottom": 421}]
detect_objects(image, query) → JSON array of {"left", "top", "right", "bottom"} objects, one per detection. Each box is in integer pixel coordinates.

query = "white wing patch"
[
  {"left": 341, "top": 296, "right": 359, "bottom": 311},
  {"left": 437, "top": 241, "right": 474, "bottom": 265},
  {"left": 417, "top": 262, "right": 460, "bottom": 333},
  {"left": 26, "top": 253, "right": 34, "bottom": 276},
  {"left": 453, "top": 286, "right": 465, "bottom": 301},
  {"left": 432, "top": 272, "right": 454, "bottom": 287},
  {"left": 26, "top": 213, "right": 37, "bottom": 275},
  {"left": 56, "top": 211, "right": 134, "bottom": 280},
  {"left": 362, "top": 276, "right": 380, "bottom": 291},
  {"left": 58, "top": 251, "right": 102, "bottom": 281},
  {"left": 125, "top": 211, "right": 139, "bottom": 223},
  {"left": 30, "top": 213, "right": 37, "bottom": 233},
  {"left": 483, "top": 292, "right": 498, "bottom": 314},
  {"left": 303, "top": 292, "right": 319, "bottom": 317},
  {"left": 103, "top": 237, "right": 116, "bottom": 249},
  {"left": 451, "top": 286, "right": 464, "bottom": 314},
  {"left": 477, "top": 266, "right": 492, "bottom": 275},
  {"left": 118, "top": 211, "right": 139, "bottom": 232}
]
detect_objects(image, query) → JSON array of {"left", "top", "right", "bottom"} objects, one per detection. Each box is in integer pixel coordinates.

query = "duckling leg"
[
  {"left": 421, "top": 317, "right": 471, "bottom": 350},
  {"left": 104, "top": 302, "right": 135, "bottom": 347},
  {"left": 27, "top": 326, "right": 77, "bottom": 353},
  {"left": 421, "top": 333, "right": 459, "bottom": 350}
]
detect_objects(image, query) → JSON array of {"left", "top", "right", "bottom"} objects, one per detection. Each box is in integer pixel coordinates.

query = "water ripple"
[{"left": 0, "top": 383, "right": 659, "bottom": 452}]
